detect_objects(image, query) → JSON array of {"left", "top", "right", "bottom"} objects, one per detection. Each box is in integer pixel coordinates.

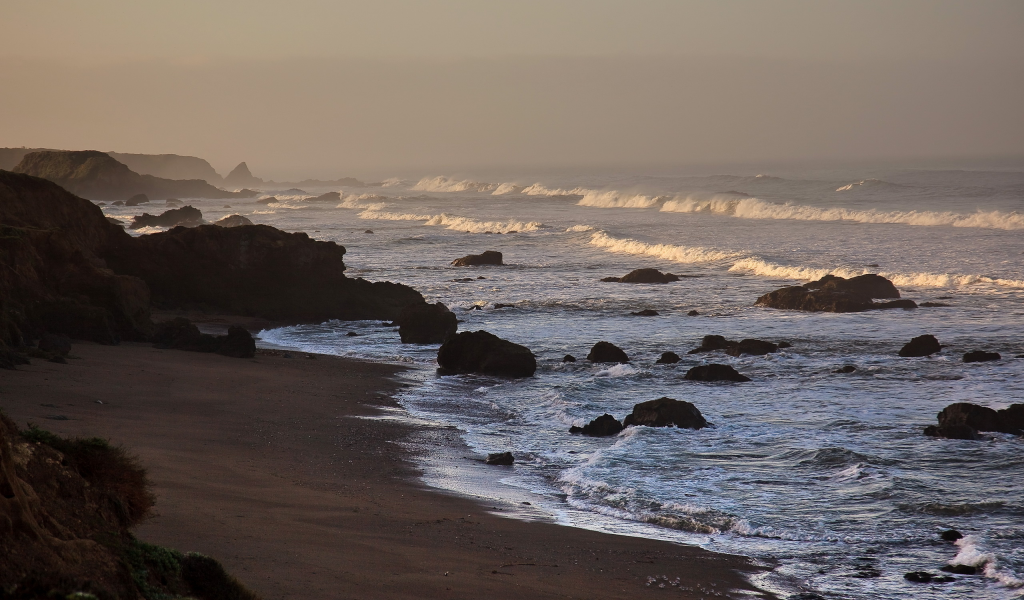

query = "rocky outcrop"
[
  {"left": 601, "top": 268, "right": 679, "bottom": 283},
  {"left": 755, "top": 274, "right": 917, "bottom": 312},
  {"left": 899, "top": 334, "right": 942, "bottom": 357},
  {"left": 151, "top": 318, "right": 256, "bottom": 358},
  {"left": 308, "top": 191, "right": 341, "bottom": 202},
  {"left": 656, "top": 351, "right": 681, "bottom": 364},
  {"left": 126, "top": 193, "right": 149, "bottom": 206},
  {"left": 451, "top": 251, "right": 503, "bottom": 266},
  {"left": 631, "top": 309, "right": 659, "bottom": 316},
  {"left": 437, "top": 330, "right": 537, "bottom": 377},
  {"left": 223, "top": 162, "right": 263, "bottom": 188},
  {"left": 622, "top": 398, "right": 708, "bottom": 429},
  {"left": 684, "top": 364, "right": 750, "bottom": 382},
  {"left": 963, "top": 350, "right": 1000, "bottom": 363},
  {"left": 923, "top": 402, "right": 1024, "bottom": 439},
  {"left": 687, "top": 335, "right": 780, "bottom": 356},
  {"left": 109, "top": 152, "right": 223, "bottom": 183},
  {"left": 562, "top": 354, "right": 577, "bottom": 363},
  {"left": 213, "top": 214, "right": 254, "bottom": 228},
  {"left": 129, "top": 206, "right": 203, "bottom": 229},
  {"left": 104, "top": 224, "right": 424, "bottom": 322},
  {"left": 13, "top": 150, "right": 254, "bottom": 201},
  {"left": 486, "top": 452, "right": 515, "bottom": 465},
  {"left": 570, "top": 414, "right": 624, "bottom": 437},
  {"left": 396, "top": 302, "right": 457, "bottom": 343},
  {"left": 587, "top": 341, "right": 629, "bottom": 363}
]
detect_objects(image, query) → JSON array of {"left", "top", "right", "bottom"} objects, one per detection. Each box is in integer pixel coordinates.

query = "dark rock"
[
  {"left": 213, "top": 214, "right": 254, "bottom": 228},
  {"left": 603, "top": 268, "right": 680, "bottom": 284},
  {"left": 126, "top": 193, "right": 149, "bottom": 206},
  {"left": 940, "top": 564, "right": 976, "bottom": 575},
  {"left": 364, "top": 229, "right": 373, "bottom": 234},
  {"left": 452, "top": 250, "right": 503, "bottom": 266},
  {"left": 130, "top": 206, "right": 203, "bottom": 229},
  {"left": 216, "top": 326, "right": 256, "bottom": 358},
  {"left": 899, "top": 334, "right": 942, "bottom": 357},
  {"left": 562, "top": 354, "right": 577, "bottom": 363},
  {"left": 437, "top": 331, "right": 537, "bottom": 377},
  {"left": 834, "top": 365, "right": 857, "bottom": 374},
  {"left": 940, "top": 530, "right": 964, "bottom": 542},
  {"left": 756, "top": 274, "right": 915, "bottom": 312},
  {"left": 924, "top": 424, "right": 981, "bottom": 440},
  {"left": 569, "top": 414, "right": 624, "bottom": 437},
  {"left": 929, "top": 402, "right": 1024, "bottom": 436},
  {"left": 346, "top": 331, "right": 359, "bottom": 337},
  {"left": 963, "top": 350, "right": 1000, "bottom": 363},
  {"left": 726, "top": 339, "right": 779, "bottom": 357},
  {"left": 107, "top": 217, "right": 125, "bottom": 228},
  {"left": 688, "top": 335, "right": 733, "bottom": 353},
  {"left": 631, "top": 309, "right": 659, "bottom": 316},
  {"left": 622, "top": 397, "right": 708, "bottom": 429},
  {"left": 920, "top": 302, "right": 951, "bottom": 307},
  {"left": 256, "top": 196, "right": 277, "bottom": 204},
  {"left": 309, "top": 191, "right": 341, "bottom": 202},
  {"left": 687, "top": 310, "right": 699, "bottom": 316},
  {"left": 397, "top": 302, "right": 457, "bottom": 344},
  {"left": 485, "top": 452, "right": 514, "bottom": 465},
  {"left": 48, "top": 355, "right": 67, "bottom": 364},
  {"left": 38, "top": 333, "right": 72, "bottom": 357},
  {"left": 684, "top": 364, "right": 750, "bottom": 382},
  {"left": 905, "top": 571, "right": 954, "bottom": 583},
  {"left": 223, "top": 162, "right": 263, "bottom": 187},
  {"left": 655, "top": 351, "right": 681, "bottom": 364},
  {"left": 493, "top": 303, "right": 514, "bottom": 309},
  {"left": 778, "top": 341, "right": 792, "bottom": 348},
  {"left": 587, "top": 341, "right": 629, "bottom": 363}
]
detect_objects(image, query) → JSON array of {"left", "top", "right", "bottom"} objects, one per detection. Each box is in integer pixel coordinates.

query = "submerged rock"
[
  {"left": 130, "top": 206, "right": 203, "bottom": 229},
  {"left": 569, "top": 414, "right": 624, "bottom": 437},
  {"left": 309, "top": 191, "right": 341, "bottom": 202},
  {"left": 396, "top": 302, "right": 457, "bottom": 344},
  {"left": 126, "top": 193, "right": 149, "bottom": 206},
  {"left": 687, "top": 335, "right": 780, "bottom": 356},
  {"left": 622, "top": 397, "right": 708, "bottom": 429},
  {"left": 756, "top": 274, "right": 916, "bottom": 312},
  {"left": 437, "top": 330, "right": 536, "bottom": 377},
  {"left": 213, "top": 214, "right": 254, "bottom": 228},
  {"left": 587, "top": 341, "right": 629, "bottom": 363},
  {"left": 630, "top": 309, "right": 659, "bottom": 316},
  {"left": 963, "top": 350, "right": 1000, "bottom": 363},
  {"left": 834, "top": 365, "right": 857, "bottom": 374},
  {"left": 684, "top": 364, "right": 750, "bottom": 382},
  {"left": 601, "top": 268, "right": 680, "bottom": 283},
  {"left": 452, "top": 250, "right": 503, "bottom": 266},
  {"left": 655, "top": 351, "right": 681, "bottom": 364},
  {"left": 899, "top": 334, "right": 942, "bottom": 357},
  {"left": 687, "top": 310, "right": 699, "bottom": 316},
  {"left": 940, "top": 530, "right": 964, "bottom": 542},
  {"left": 904, "top": 571, "right": 954, "bottom": 584}
]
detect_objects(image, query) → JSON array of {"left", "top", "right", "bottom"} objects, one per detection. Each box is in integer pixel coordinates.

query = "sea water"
[{"left": 104, "top": 165, "right": 1024, "bottom": 599}]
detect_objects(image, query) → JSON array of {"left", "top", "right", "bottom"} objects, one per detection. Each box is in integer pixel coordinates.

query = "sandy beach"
[{"left": 0, "top": 342, "right": 772, "bottom": 600}]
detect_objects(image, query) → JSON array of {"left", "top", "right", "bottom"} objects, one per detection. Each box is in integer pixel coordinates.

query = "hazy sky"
[{"left": 2, "top": 1, "right": 1022, "bottom": 179}]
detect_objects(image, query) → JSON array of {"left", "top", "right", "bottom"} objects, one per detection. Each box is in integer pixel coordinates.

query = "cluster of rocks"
[
  {"left": 130, "top": 205, "right": 203, "bottom": 229},
  {"left": 570, "top": 397, "right": 708, "bottom": 437},
  {"left": 924, "top": 402, "right": 1024, "bottom": 440},
  {"left": 151, "top": 318, "right": 256, "bottom": 358},
  {"left": 601, "top": 268, "right": 681, "bottom": 283},
  {"left": 756, "top": 273, "right": 917, "bottom": 312},
  {"left": 451, "top": 250, "right": 503, "bottom": 266},
  {"left": 687, "top": 334, "right": 788, "bottom": 357}
]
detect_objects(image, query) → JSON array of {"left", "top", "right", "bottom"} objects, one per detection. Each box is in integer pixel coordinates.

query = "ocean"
[{"left": 105, "top": 165, "right": 1024, "bottom": 599}]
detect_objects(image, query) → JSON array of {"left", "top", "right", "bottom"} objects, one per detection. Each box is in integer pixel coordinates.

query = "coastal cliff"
[{"left": 0, "top": 170, "right": 427, "bottom": 347}]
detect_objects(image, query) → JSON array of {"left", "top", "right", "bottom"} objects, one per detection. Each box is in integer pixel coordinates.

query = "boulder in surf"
[
  {"left": 570, "top": 414, "right": 624, "bottom": 437},
  {"left": 451, "top": 250, "right": 503, "bottom": 266},
  {"left": 437, "top": 330, "right": 536, "bottom": 377},
  {"left": 899, "top": 334, "right": 941, "bottom": 357},
  {"left": 622, "top": 397, "right": 708, "bottom": 430},
  {"left": 587, "top": 341, "right": 629, "bottom": 363},
  {"left": 397, "top": 302, "right": 457, "bottom": 344},
  {"left": 684, "top": 364, "right": 750, "bottom": 382}
]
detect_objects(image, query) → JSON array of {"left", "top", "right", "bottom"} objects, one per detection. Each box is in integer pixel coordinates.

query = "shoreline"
[{"left": 0, "top": 341, "right": 775, "bottom": 599}]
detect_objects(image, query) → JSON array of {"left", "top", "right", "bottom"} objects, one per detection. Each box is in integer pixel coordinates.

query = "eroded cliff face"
[{"left": 0, "top": 171, "right": 426, "bottom": 346}]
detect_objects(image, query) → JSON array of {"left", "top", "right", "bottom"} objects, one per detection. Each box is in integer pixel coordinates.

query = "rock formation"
[
  {"left": 13, "top": 150, "right": 255, "bottom": 201},
  {"left": 129, "top": 206, "right": 203, "bottom": 229},
  {"left": 108, "top": 152, "right": 223, "bottom": 183},
  {"left": 630, "top": 309, "right": 659, "bottom": 316},
  {"left": 924, "top": 402, "right": 1024, "bottom": 439},
  {"left": 622, "top": 398, "right": 708, "bottom": 429},
  {"left": 151, "top": 318, "right": 256, "bottom": 358},
  {"left": 223, "top": 162, "right": 264, "bottom": 188},
  {"left": 587, "top": 341, "right": 629, "bottom": 363},
  {"left": 213, "top": 214, "right": 254, "bottom": 228},
  {"left": 125, "top": 193, "right": 149, "bottom": 206},
  {"left": 396, "top": 302, "right": 457, "bottom": 343},
  {"left": 570, "top": 414, "right": 624, "bottom": 437},
  {"left": 684, "top": 364, "right": 751, "bottom": 382},
  {"left": 308, "top": 191, "right": 341, "bottom": 202},
  {"left": 899, "top": 334, "right": 942, "bottom": 357},
  {"left": 656, "top": 351, "right": 681, "bottom": 364},
  {"left": 687, "top": 335, "right": 780, "bottom": 356},
  {"left": 451, "top": 250, "right": 503, "bottom": 266},
  {"left": 963, "top": 350, "right": 1000, "bottom": 363},
  {"left": 601, "top": 268, "right": 680, "bottom": 283},
  {"left": 437, "top": 330, "right": 537, "bottom": 377},
  {"left": 755, "top": 273, "right": 917, "bottom": 312}
]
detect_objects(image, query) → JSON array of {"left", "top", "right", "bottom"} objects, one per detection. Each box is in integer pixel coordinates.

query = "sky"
[{"left": 1, "top": 1, "right": 1023, "bottom": 179}]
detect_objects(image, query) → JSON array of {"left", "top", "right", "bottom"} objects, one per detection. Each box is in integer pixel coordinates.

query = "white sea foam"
[
  {"left": 379, "top": 177, "right": 405, "bottom": 187},
  {"left": 358, "top": 209, "right": 543, "bottom": 233},
  {"left": 566, "top": 224, "right": 595, "bottom": 232},
  {"left": 661, "top": 195, "right": 1024, "bottom": 231},
  {"left": 492, "top": 182, "right": 525, "bottom": 195},
  {"left": 412, "top": 176, "right": 497, "bottom": 193},
  {"left": 952, "top": 536, "right": 1024, "bottom": 589},
  {"left": 595, "top": 364, "right": 638, "bottom": 377},
  {"left": 588, "top": 231, "right": 741, "bottom": 264},
  {"left": 521, "top": 183, "right": 587, "bottom": 197},
  {"left": 336, "top": 193, "right": 388, "bottom": 210},
  {"left": 577, "top": 190, "right": 665, "bottom": 209}
]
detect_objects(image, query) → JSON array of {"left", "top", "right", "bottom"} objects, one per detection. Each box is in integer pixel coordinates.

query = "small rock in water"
[
  {"left": 778, "top": 341, "right": 792, "bottom": 348},
  {"left": 940, "top": 529, "right": 963, "bottom": 542},
  {"left": 834, "top": 365, "right": 856, "bottom": 374},
  {"left": 346, "top": 331, "right": 360, "bottom": 337},
  {"left": 569, "top": 414, "right": 624, "bottom": 437},
  {"left": 963, "top": 350, "right": 1000, "bottom": 363},
  {"left": 485, "top": 452, "right": 514, "bottom": 465},
  {"left": 920, "top": 302, "right": 950, "bottom": 307},
  {"left": 587, "top": 341, "right": 629, "bottom": 363},
  {"left": 630, "top": 309, "right": 659, "bottom": 316},
  {"left": 940, "top": 564, "right": 976, "bottom": 575},
  {"left": 686, "top": 310, "right": 699, "bottom": 316},
  {"left": 562, "top": 354, "right": 577, "bottom": 363},
  {"left": 899, "top": 334, "right": 942, "bottom": 357},
  {"left": 655, "top": 352, "right": 681, "bottom": 364},
  {"left": 904, "top": 571, "right": 954, "bottom": 583},
  {"left": 684, "top": 364, "right": 750, "bottom": 382},
  {"left": 364, "top": 229, "right": 374, "bottom": 233}
]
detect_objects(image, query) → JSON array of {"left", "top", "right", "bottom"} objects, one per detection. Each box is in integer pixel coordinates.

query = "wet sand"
[{"left": 0, "top": 342, "right": 773, "bottom": 599}]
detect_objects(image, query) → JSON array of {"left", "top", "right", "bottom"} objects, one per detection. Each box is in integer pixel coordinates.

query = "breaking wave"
[
  {"left": 412, "top": 176, "right": 497, "bottom": 193},
  {"left": 577, "top": 190, "right": 666, "bottom": 209},
  {"left": 660, "top": 196, "right": 1024, "bottom": 231},
  {"left": 358, "top": 209, "right": 543, "bottom": 233},
  {"left": 835, "top": 178, "right": 905, "bottom": 192},
  {"left": 588, "top": 231, "right": 741, "bottom": 264}
]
